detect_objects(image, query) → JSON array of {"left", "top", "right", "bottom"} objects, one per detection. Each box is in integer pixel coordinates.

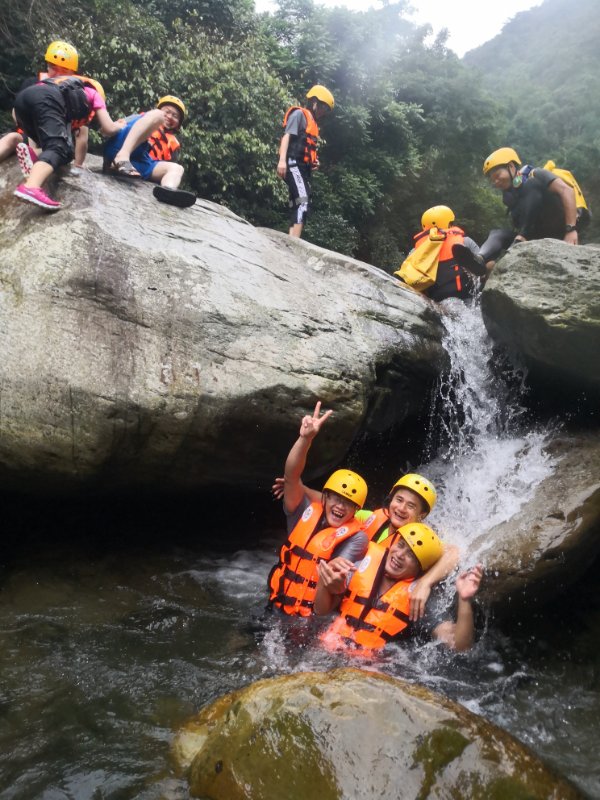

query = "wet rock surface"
[
  {"left": 172, "top": 668, "right": 583, "bottom": 800},
  {"left": 481, "top": 239, "right": 600, "bottom": 396},
  {"left": 0, "top": 157, "right": 444, "bottom": 494}
]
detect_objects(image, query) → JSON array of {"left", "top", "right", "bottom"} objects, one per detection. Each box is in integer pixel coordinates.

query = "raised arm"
[
  {"left": 409, "top": 543, "right": 460, "bottom": 621},
  {"left": 432, "top": 565, "right": 483, "bottom": 652},
  {"left": 283, "top": 401, "right": 332, "bottom": 514}
]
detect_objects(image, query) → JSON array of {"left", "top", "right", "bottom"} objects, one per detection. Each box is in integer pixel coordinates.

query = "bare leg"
[
  {"left": 289, "top": 223, "right": 303, "bottom": 237},
  {"left": 74, "top": 126, "right": 89, "bottom": 167},
  {"left": 150, "top": 160, "right": 184, "bottom": 189},
  {"left": 23, "top": 160, "right": 54, "bottom": 190},
  {"left": 0, "top": 131, "right": 23, "bottom": 162},
  {"left": 112, "top": 109, "right": 164, "bottom": 164}
]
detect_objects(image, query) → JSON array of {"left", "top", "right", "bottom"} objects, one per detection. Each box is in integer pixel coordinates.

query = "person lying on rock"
[
  {"left": 272, "top": 471, "right": 460, "bottom": 621},
  {"left": 13, "top": 71, "right": 124, "bottom": 211},
  {"left": 267, "top": 401, "right": 370, "bottom": 617},
  {"left": 102, "top": 95, "right": 185, "bottom": 193},
  {"left": 315, "top": 523, "right": 483, "bottom": 654},
  {"left": 0, "top": 40, "right": 90, "bottom": 173},
  {"left": 453, "top": 147, "right": 584, "bottom": 276}
]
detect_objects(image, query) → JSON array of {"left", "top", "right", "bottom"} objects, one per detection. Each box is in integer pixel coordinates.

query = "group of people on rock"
[
  {"left": 279, "top": 86, "right": 589, "bottom": 304},
  {"left": 267, "top": 401, "right": 483, "bottom": 657},
  {"left": 0, "top": 41, "right": 186, "bottom": 210}
]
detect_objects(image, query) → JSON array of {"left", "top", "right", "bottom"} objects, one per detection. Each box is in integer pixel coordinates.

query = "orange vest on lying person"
[
  {"left": 321, "top": 542, "right": 413, "bottom": 652},
  {"left": 147, "top": 126, "right": 180, "bottom": 162},
  {"left": 282, "top": 106, "right": 319, "bottom": 166},
  {"left": 268, "top": 501, "right": 365, "bottom": 617}
]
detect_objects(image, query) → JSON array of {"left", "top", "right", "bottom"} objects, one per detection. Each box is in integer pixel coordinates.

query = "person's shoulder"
[
  {"left": 18, "top": 76, "right": 37, "bottom": 92},
  {"left": 531, "top": 167, "right": 556, "bottom": 187}
]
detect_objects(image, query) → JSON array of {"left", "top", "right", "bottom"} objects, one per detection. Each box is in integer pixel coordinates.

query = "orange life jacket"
[
  {"left": 268, "top": 501, "right": 365, "bottom": 617},
  {"left": 147, "top": 126, "right": 180, "bottom": 162},
  {"left": 361, "top": 509, "right": 393, "bottom": 545},
  {"left": 321, "top": 542, "right": 413, "bottom": 652},
  {"left": 413, "top": 226, "right": 466, "bottom": 295},
  {"left": 282, "top": 106, "right": 319, "bottom": 166}
]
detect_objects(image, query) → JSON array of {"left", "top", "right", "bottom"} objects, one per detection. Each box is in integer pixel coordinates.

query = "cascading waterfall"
[{"left": 419, "top": 298, "right": 558, "bottom": 561}]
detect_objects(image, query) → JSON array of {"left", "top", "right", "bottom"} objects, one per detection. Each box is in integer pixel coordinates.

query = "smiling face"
[
  {"left": 322, "top": 490, "right": 358, "bottom": 528},
  {"left": 487, "top": 164, "right": 514, "bottom": 191},
  {"left": 160, "top": 103, "right": 182, "bottom": 130},
  {"left": 384, "top": 535, "right": 421, "bottom": 582},
  {"left": 387, "top": 488, "right": 427, "bottom": 529}
]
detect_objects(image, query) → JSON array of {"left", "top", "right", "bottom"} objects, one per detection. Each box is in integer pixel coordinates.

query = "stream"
[{"left": 1, "top": 300, "right": 599, "bottom": 799}]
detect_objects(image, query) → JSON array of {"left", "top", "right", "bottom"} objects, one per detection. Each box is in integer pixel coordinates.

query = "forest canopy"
[{"left": 0, "top": 0, "right": 596, "bottom": 263}]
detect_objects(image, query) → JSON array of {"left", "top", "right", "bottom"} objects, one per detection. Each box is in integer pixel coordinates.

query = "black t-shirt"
[{"left": 503, "top": 167, "right": 565, "bottom": 239}]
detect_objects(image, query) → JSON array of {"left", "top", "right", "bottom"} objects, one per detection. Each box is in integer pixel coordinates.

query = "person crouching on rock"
[
  {"left": 13, "top": 74, "right": 124, "bottom": 211},
  {"left": 267, "top": 401, "right": 369, "bottom": 617},
  {"left": 315, "top": 523, "right": 483, "bottom": 655},
  {"left": 102, "top": 95, "right": 185, "bottom": 190}
]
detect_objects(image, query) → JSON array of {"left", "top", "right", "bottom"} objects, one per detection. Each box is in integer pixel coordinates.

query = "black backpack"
[{"left": 42, "top": 77, "right": 90, "bottom": 121}]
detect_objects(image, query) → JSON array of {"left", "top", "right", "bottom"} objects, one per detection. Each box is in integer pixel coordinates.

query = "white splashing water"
[{"left": 420, "top": 298, "right": 557, "bottom": 561}]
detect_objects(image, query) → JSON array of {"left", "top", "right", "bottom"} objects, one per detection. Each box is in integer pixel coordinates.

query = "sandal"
[{"left": 103, "top": 158, "right": 141, "bottom": 178}]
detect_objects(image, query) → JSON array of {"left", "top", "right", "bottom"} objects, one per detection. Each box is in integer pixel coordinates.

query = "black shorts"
[
  {"left": 285, "top": 160, "right": 311, "bottom": 225},
  {"left": 14, "top": 83, "right": 74, "bottom": 170}
]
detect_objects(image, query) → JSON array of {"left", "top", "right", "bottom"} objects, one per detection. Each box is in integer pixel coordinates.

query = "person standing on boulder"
[
  {"left": 453, "top": 147, "right": 583, "bottom": 276},
  {"left": 267, "top": 401, "right": 370, "bottom": 617},
  {"left": 277, "top": 85, "right": 334, "bottom": 238}
]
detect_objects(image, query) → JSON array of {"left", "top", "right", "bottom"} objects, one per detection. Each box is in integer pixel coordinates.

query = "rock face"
[
  {"left": 172, "top": 668, "right": 582, "bottom": 800},
  {"left": 0, "top": 158, "right": 445, "bottom": 494},
  {"left": 476, "top": 431, "right": 600, "bottom": 612},
  {"left": 481, "top": 240, "right": 600, "bottom": 394}
]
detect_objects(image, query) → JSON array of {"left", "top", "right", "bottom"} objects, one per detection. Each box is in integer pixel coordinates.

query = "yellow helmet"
[
  {"left": 421, "top": 205, "right": 454, "bottom": 230},
  {"left": 306, "top": 85, "right": 335, "bottom": 110},
  {"left": 45, "top": 41, "right": 79, "bottom": 72},
  {"left": 390, "top": 473, "right": 437, "bottom": 513},
  {"left": 483, "top": 147, "right": 522, "bottom": 175},
  {"left": 323, "top": 469, "right": 367, "bottom": 508},
  {"left": 157, "top": 95, "right": 186, "bottom": 124},
  {"left": 397, "top": 522, "right": 444, "bottom": 571}
]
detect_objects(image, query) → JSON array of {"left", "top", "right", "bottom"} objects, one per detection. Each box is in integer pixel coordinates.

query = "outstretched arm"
[
  {"left": 409, "top": 543, "right": 460, "bottom": 621},
  {"left": 283, "top": 401, "right": 332, "bottom": 514},
  {"left": 431, "top": 565, "right": 483, "bottom": 652}
]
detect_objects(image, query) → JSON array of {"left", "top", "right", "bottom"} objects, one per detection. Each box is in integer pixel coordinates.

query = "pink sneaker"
[
  {"left": 16, "top": 142, "right": 37, "bottom": 177},
  {"left": 14, "top": 184, "right": 61, "bottom": 211}
]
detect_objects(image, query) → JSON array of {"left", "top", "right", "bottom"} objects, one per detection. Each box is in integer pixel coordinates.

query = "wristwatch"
[{"left": 565, "top": 224, "right": 577, "bottom": 232}]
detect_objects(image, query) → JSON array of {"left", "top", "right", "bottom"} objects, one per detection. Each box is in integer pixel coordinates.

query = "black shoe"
[
  {"left": 452, "top": 244, "right": 487, "bottom": 277},
  {"left": 153, "top": 186, "right": 196, "bottom": 208}
]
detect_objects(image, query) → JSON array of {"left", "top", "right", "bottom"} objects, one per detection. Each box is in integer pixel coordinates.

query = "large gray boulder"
[
  {"left": 481, "top": 239, "right": 600, "bottom": 392},
  {"left": 0, "top": 157, "right": 445, "bottom": 494},
  {"left": 172, "top": 668, "right": 582, "bottom": 799}
]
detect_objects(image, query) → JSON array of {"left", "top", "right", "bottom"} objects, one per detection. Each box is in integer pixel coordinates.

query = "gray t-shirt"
[
  {"left": 285, "top": 494, "right": 369, "bottom": 562},
  {"left": 284, "top": 108, "right": 307, "bottom": 137}
]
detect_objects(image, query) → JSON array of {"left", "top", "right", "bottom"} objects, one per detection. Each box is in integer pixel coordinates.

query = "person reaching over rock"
[
  {"left": 315, "top": 523, "right": 482, "bottom": 655},
  {"left": 267, "top": 401, "right": 370, "bottom": 617},
  {"left": 102, "top": 95, "right": 191, "bottom": 206},
  {"left": 396, "top": 205, "right": 485, "bottom": 300},
  {"left": 0, "top": 41, "right": 90, "bottom": 172},
  {"left": 277, "top": 85, "right": 334, "bottom": 238},
  {"left": 453, "top": 147, "right": 586, "bottom": 276}
]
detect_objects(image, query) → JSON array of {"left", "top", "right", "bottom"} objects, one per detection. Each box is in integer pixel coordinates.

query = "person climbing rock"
[
  {"left": 0, "top": 41, "right": 90, "bottom": 171},
  {"left": 396, "top": 205, "right": 485, "bottom": 300},
  {"left": 267, "top": 401, "right": 370, "bottom": 617},
  {"left": 277, "top": 85, "right": 334, "bottom": 238},
  {"left": 315, "top": 523, "right": 483, "bottom": 654},
  {"left": 12, "top": 71, "right": 123, "bottom": 211},
  {"left": 453, "top": 147, "right": 583, "bottom": 276}
]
